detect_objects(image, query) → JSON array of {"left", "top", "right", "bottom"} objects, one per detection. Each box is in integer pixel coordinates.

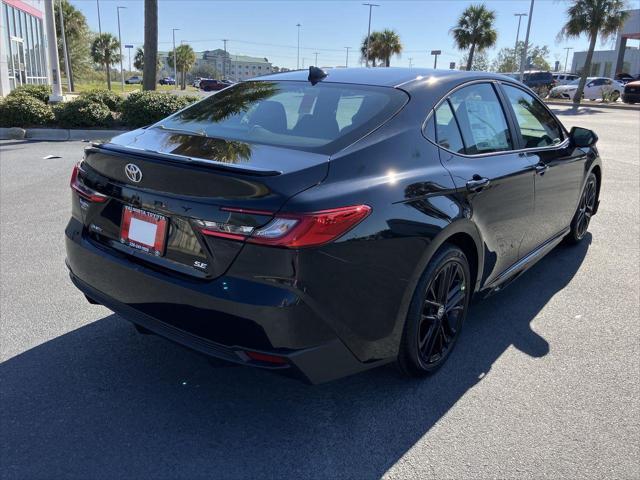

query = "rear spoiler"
[{"left": 91, "top": 143, "right": 283, "bottom": 177}]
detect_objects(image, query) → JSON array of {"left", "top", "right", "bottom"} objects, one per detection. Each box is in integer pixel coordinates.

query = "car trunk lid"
[{"left": 77, "top": 128, "right": 329, "bottom": 279}]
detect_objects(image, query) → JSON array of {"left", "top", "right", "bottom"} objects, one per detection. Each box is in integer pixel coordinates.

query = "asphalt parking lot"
[{"left": 1, "top": 106, "right": 639, "bottom": 479}]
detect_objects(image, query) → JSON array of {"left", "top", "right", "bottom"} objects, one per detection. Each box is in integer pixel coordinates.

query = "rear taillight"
[
  {"left": 70, "top": 163, "right": 107, "bottom": 203},
  {"left": 198, "top": 204, "right": 371, "bottom": 248}
]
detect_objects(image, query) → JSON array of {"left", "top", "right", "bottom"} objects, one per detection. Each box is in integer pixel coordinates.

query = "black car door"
[
  {"left": 499, "top": 83, "right": 586, "bottom": 253},
  {"left": 430, "top": 82, "right": 536, "bottom": 286}
]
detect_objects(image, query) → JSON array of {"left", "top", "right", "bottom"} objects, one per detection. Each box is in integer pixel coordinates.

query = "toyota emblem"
[{"left": 124, "top": 163, "right": 142, "bottom": 183}]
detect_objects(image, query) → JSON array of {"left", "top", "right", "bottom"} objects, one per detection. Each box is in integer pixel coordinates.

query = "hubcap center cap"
[{"left": 437, "top": 305, "right": 445, "bottom": 320}]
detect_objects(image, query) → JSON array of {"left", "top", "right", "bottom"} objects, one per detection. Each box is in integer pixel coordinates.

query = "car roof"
[{"left": 251, "top": 67, "right": 514, "bottom": 89}]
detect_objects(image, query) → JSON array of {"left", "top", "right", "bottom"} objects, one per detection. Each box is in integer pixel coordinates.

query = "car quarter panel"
[{"left": 251, "top": 101, "right": 471, "bottom": 362}]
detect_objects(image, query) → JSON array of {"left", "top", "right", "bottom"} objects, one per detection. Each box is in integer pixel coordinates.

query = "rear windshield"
[{"left": 155, "top": 80, "right": 408, "bottom": 152}]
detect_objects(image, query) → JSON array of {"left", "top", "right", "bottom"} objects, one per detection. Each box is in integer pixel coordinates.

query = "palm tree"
[
  {"left": 134, "top": 47, "right": 145, "bottom": 71},
  {"left": 143, "top": 0, "right": 158, "bottom": 90},
  {"left": 360, "top": 30, "right": 402, "bottom": 67},
  {"left": 168, "top": 44, "right": 196, "bottom": 90},
  {"left": 90, "top": 33, "right": 120, "bottom": 90},
  {"left": 375, "top": 29, "right": 403, "bottom": 67},
  {"left": 559, "top": 0, "right": 628, "bottom": 105},
  {"left": 361, "top": 31, "right": 382, "bottom": 67},
  {"left": 134, "top": 47, "right": 161, "bottom": 73},
  {"left": 451, "top": 4, "right": 497, "bottom": 71},
  {"left": 54, "top": 0, "right": 91, "bottom": 88}
]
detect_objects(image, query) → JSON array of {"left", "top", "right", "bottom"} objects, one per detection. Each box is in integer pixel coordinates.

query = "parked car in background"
[
  {"left": 66, "top": 68, "right": 602, "bottom": 383},
  {"left": 614, "top": 72, "right": 635, "bottom": 84},
  {"left": 549, "top": 77, "right": 624, "bottom": 101},
  {"left": 199, "top": 79, "right": 228, "bottom": 91},
  {"left": 552, "top": 73, "right": 579, "bottom": 85},
  {"left": 504, "top": 71, "right": 555, "bottom": 97},
  {"left": 159, "top": 77, "right": 176, "bottom": 85},
  {"left": 125, "top": 76, "right": 142, "bottom": 85},
  {"left": 622, "top": 80, "right": 640, "bottom": 104}
]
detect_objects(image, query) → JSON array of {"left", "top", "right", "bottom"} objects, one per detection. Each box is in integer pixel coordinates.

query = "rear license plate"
[{"left": 120, "top": 206, "right": 168, "bottom": 256}]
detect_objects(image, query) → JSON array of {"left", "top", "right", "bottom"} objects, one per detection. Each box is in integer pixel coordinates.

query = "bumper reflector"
[{"left": 244, "top": 350, "right": 289, "bottom": 365}]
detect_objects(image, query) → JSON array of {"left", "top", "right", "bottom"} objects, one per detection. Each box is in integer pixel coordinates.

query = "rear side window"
[
  {"left": 156, "top": 81, "right": 408, "bottom": 153},
  {"left": 503, "top": 84, "right": 563, "bottom": 148},
  {"left": 448, "top": 83, "right": 512, "bottom": 154},
  {"left": 434, "top": 101, "right": 465, "bottom": 154}
]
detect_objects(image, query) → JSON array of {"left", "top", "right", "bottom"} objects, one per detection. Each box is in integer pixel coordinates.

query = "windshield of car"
[{"left": 155, "top": 80, "right": 408, "bottom": 152}]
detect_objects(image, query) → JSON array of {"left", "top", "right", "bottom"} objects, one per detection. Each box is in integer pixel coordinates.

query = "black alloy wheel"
[
  {"left": 398, "top": 245, "right": 471, "bottom": 377},
  {"left": 567, "top": 173, "right": 597, "bottom": 244}
]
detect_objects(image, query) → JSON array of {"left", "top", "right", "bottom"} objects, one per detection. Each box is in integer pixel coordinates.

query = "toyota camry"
[{"left": 66, "top": 67, "right": 601, "bottom": 383}]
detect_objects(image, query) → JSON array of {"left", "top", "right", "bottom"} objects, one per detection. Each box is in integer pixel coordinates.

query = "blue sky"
[{"left": 70, "top": 0, "right": 626, "bottom": 70}]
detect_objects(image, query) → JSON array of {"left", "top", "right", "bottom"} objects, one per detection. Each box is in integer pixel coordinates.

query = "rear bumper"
[{"left": 66, "top": 218, "right": 383, "bottom": 383}]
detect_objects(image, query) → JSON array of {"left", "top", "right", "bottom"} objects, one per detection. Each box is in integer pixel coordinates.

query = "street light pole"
[
  {"left": 125, "top": 44, "right": 133, "bottom": 73},
  {"left": 519, "top": 0, "right": 535, "bottom": 82},
  {"left": 222, "top": 39, "right": 228, "bottom": 79},
  {"left": 363, "top": 3, "right": 379, "bottom": 67},
  {"left": 513, "top": 13, "right": 527, "bottom": 70},
  {"left": 314, "top": 52, "right": 319, "bottom": 66},
  {"left": 96, "top": 0, "right": 101, "bottom": 35},
  {"left": 172, "top": 28, "right": 179, "bottom": 88},
  {"left": 564, "top": 47, "right": 573, "bottom": 72},
  {"left": 296, "top": 23, "right": 301, "bottom": 69},
  {"left": 431, "top": 50, "right": 441, "bottom": 69},
  {"left": 58, "top": 0, "right": 72, "bottom": 92},
  {"left": 44, "top": 0, "right": 63, "bottom": 101},
  {"left": 345, "top": 47, "right": 351, "bottom": 67},
  {"left": 116, "top": 6, "right": 126, "bottom": 92}
]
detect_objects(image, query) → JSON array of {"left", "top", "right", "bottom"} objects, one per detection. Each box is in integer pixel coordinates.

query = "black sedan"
[{"left": 66, "top": 67, "right": 601, "bottom": 383}]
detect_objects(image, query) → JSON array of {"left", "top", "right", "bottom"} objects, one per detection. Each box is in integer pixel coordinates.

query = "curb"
[
  {"left": 0, "top": 127, "right": 128, "bottom": 141},
  {"left": 544, "top": 100, "right": 640, "bottom": 111}
]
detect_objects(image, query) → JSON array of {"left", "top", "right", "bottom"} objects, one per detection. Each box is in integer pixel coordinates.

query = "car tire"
[
  {"left": 397, "top": 244, "right": 472, "bottom": 377},
  {"left": 566, "top": 172, "right": 598, "bottom": 245}
]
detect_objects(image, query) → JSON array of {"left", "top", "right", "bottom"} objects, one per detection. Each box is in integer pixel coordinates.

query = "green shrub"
[
  {"left": 183, "top": 95, "right": 201, "bottom": 104},
  {"left": 0, "top": 94, "right": 55, "bottom": 127},
  {"left": 79, "top": 89, "right": 123, "bottom": 111},
  {"left": 53, "top": 98, "right": 113, "bottom": 128},
  {"left": 120, "top": 91, "right": 198, "bottom": 128},
  {"left": 7, "top": 84, "right": 52, "bottom": 104},
  {"left": 601, "top": 88, "right": 620, "bottom": 104}
]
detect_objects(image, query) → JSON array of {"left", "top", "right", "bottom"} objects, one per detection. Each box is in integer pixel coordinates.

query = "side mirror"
[{"left": 569, "top": 126, "right": 598, "bottom": 148}]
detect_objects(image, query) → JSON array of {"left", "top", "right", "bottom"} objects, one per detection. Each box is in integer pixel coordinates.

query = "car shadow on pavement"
[
  {"left": 0, "top": 236, "right": 591, "bottom": 479},
  {"left": 552, "top": 106, "right": 607, "bottom": 116}
]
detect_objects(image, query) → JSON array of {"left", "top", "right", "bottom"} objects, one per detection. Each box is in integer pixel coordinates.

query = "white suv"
[{"left": 552, "top": 73, "right": 579, "bottom": 85}]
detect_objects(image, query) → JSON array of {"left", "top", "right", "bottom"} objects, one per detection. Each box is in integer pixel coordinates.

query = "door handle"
[
  {"left": 535, "top": 163, "right": 549, "bottom": 175},
  {"left": 466, "top": 176, "right": 490, "bottom": 193}
]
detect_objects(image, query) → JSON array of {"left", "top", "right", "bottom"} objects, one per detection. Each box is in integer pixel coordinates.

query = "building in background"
[
  {"left": 0, "top": 0, "right": 50, "bottom": 96},
  {"left": 571, "top": 9, "right": 640, "bottom": 77},
  {"left": 158, "top": 49, "right": 272, "bottom": 81}
]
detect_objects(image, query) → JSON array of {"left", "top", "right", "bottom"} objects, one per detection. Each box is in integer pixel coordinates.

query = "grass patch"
[{"left": 61, "top": 81, "right": 199, "bottom": 94}]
